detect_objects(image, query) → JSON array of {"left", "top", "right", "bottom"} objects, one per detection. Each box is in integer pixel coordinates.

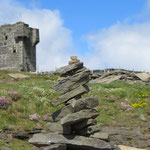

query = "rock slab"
[
  {"left": 46, "top": 123, "right": 71, "bottom": 135},
  {"left": 40, "top": 144, "right": 66, "bottom": 150},
  {"left": 9, "top": 73, "right": 30, "bottom": 79},
  {"left": 51, "top": 69, "right": 90, "bottom": 94},
  {"left": 61, "top": 109, "right": 99, "bottom": 126},
  {"left": 54, "top": 62, "right": 83, "bottom": 77},
  {"left": 29, "top": 133, "right": 112, "bottom": 150},
  {"left": 50, "top": 85, "right": 88, "bottom": 106}
]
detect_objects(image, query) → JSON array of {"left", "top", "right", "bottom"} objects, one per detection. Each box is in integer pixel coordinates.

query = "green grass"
[
  {"left": 85, "top": 82, "right": 150, "bottom": 126},
  {"left": 0, "top": 70, "right": 61, "bottom": 130},
  {"left": 0, "top": 139, "right": 31, "bottom": 150},
  {"left": 0, "top": 70, "right": 150, "bottom": 149}
]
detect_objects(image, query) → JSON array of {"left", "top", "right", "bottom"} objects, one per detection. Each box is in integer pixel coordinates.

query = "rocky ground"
[
  {"left": 0, "top": 60, "right": 150, "bottom": 149},
  {"left": 90, "top": 70, "right": 150, "bottom": 84}
]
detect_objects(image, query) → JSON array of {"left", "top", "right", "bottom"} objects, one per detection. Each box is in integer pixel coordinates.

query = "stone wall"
[{"left": 0, "top": 22, "right": 39, "bottom": 72}]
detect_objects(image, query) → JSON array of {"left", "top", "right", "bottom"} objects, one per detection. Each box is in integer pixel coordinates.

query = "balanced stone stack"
[
  {"left": 50, "top": 58, "right": 101, "bottom": 136},
  {"left": 29, "top": 57, "right": 120, "bottom": 150}
]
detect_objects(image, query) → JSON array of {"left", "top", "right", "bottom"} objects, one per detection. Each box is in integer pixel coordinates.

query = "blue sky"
[
  {"left": 18, "top": 0, "right": 144, "bottom": 32},
  {"left": 1, "top": 0, "right": 150, "bottom": 71}
]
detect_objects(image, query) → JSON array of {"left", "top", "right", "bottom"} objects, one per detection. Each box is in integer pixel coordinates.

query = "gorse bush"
[{"left": 0, "top": 97, "right": 10, "bottom": 109}]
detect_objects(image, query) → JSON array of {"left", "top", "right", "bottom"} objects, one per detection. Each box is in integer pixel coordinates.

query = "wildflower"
[
  {"left": 43, "top": 114, "right": 48, "bottom": 121},
  {"left": 144, "top": 99, "right": 149, "bottom": 103},
  {"left": 8, "top": 91, "right": 20, "bottom": 101},
  {"left": 23, "top": 95, "right": 29, "bottom": 99},
  {"left": 102, "top": 106, "right": 109, "bottom": 111},
  {"left": 130, "top": 113, "right": 138, "bottom": 118},
  {"left": 120, "top": 102, "right": 133, "bottom": 111},
  {"left": 0, "top": 97, "right": 11, "bottom": 109},
  {"left": 29, "top": 114, "right": 40, "bottom": 121},
  {"left": 132, "top": 101, "right": 147, "bottom": 108}
]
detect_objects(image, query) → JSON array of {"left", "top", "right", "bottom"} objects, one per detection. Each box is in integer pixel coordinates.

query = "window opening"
[
  {"left": 13, "top": 49, "right": 16, "bottom": 53},
  {"left": 5, "top": 36, "right": 8, "bottom": 40}
]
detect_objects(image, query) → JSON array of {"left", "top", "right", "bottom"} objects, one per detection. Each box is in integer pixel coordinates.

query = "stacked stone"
[
  {"left": 29, "top": 57, "right": 120, "bottom": 150},
  {"left": 50, "top": 58, "right": 102, "bottom": 136}
]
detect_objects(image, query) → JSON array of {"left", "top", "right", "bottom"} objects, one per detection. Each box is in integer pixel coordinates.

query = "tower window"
[
  {"left": 13, "top": 49, "right": 16, "bottom": 53},
  {"left": 5, "top": 36, "right": 8, "bottom": 40}
]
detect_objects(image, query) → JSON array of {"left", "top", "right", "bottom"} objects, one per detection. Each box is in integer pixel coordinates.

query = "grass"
[
  {"left": 85, "top": 82, "right": 150, "bottom": 127},
  {"left": 0, "top": 70, "right": 61, "bottom": 131},
  {"left": 0, "top": 70, "right": 150, "bottom": 149}
]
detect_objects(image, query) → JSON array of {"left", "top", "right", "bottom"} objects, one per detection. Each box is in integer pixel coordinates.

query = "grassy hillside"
[{"left": 0, "top": 70, "right": 150, "bottom": 149}]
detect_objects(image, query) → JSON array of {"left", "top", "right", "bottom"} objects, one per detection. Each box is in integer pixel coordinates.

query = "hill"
[{"left": 0, "top": 70, "right": 150, "bottom": 149}]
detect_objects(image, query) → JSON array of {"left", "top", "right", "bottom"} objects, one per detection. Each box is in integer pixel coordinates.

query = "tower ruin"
[{"left": 0, "top": 22, "right": 39, "bottom": 72}]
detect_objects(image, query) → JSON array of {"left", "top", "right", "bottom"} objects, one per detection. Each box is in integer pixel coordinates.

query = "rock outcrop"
[{"left": 90, "top": 70, "right": 150, "bottom": 84}]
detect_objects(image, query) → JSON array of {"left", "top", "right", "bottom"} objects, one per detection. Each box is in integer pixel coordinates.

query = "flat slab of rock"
[
  {"left": 72, "top": 119, "right": 97, "bottom": 131},
  {"left": 0, "top": 146, "right": 11, "bottom": 150},
  {"left": 52, "top": 105, "right": 74, "bottom": 122},
  {"left": 136, "top": 73, "right": 150, "bottom": 82},
  {"left": 71, "top": 97, "right": 99, "bottom": 112},
  {"left": 76, "top": 124, "right": 101, "bottom": 136},
  {"left": 29, "top": 133, "right": 112, "bottom": 150},
  {"left": 40, "top": 144, "right": 66, "bottom": 150},
  {"left": 52, "top": 97, "right": 99, "bottom": 121},
  {"left": 61, "top": 109, "right": 99, "bottom": 126},
  {"left": 54, "top": 62, "right": 83, "bottom": 77},
  {"left": 90, "top": 132, "right": 109, "bottom": 142},
  {"left": 9, "top": 73, "right": 30, "bottom": 79},
  {"left": 46, "top": 123, "right": 71, "bottom": 135},
  {"left": 50, "top": 85, "right": 88, "bottom": 106},
  {"left": 51, "top": 69, "right": 90, "bottom": 94},
  {"left": 118, "top": 145, "right": 147, "bottom": 150},
  {"left": 90, "top": 75, "right": 122, "bottom": 84}
]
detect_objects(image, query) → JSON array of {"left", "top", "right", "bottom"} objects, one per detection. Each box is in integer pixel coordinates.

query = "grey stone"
[
  {"left": 40, "top": 144, "right": 66, "bottom": 150},
  {"left": 46, "top": 123, "right": 71, "bottom": 135},
  {"left": 29, "top": 133, "right": 112, "bottom": 150},
  {"left": 90, "top": 70, "right": 144, "bottom": 84},
  {"left": 72, "top": 119, "right": 97, "bottom": 131},
  {"left": 76, "top": 124, "right": 101, "bottom": 136},
  {"left": 140, "top": 114, "right": 147, "bottom": 122},
  {"left": 51, "top": 69, "right": 90, "bottom": 94},
  {"left": 61, "top": 109, "right": 99, "bottom": 126},
  {"left": 136, "top": 72, "right": 150, "bottom": 82},
  {"left": 90, "top": 132, "right": 109, "bottom": 142},
  {"left": 9, "top": 73, "right": 30, "bottom": 79},
  {"left": 0, "top": 146, "right": 11, "bottom": 150},
  {"left": 111, "top": 145, "right": 121, "bottom": 150},
  {"left": 52, "top": 105, "right": 74, "bottom": 122},
  {"left": 71, "top": 97, "right": 99, "bottom": 112},
  {"left": 69, "top": 59, "right": 80, "bottom": 65},
  {"left": 50, "top": 85, "right": 88, "bottom": 106},
  {"left": 118, "top": 145, "right": 146, "bottom": 150},
  {"left": 12, "top": 132, "right": 29, "bottom": 139},
  {"left": 0, "top": 22, "right": 39, "bottom": 72},
  {"left": 52, "top": 97, "right": 99, "bottom": 121},
  {"left": 32, "top": 146, "right": 40, "bottom": 150},
  {"left": 54, "top": 62, "right": 83, "bottom": 77}
]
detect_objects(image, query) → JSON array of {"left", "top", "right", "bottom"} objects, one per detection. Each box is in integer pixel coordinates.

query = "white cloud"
[
  {"left": 85, "top": 1, "right": 150, "bottom": 72},
  {"left": 0, "top": 0, "right": 74, "bottom": 71},
  {"left": 1, "top": 0, "right": 150, "bottom": 72},
  {"left": 86, "top": 22, "right": 150, "bottom": 72}
]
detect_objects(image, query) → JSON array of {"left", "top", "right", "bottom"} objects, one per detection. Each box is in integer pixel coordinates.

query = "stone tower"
[{"left": 0, "top": 22, "right": 39, "bottom": 72}]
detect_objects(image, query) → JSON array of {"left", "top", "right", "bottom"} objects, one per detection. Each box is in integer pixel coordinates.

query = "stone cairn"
[{"left": 29, "top": 56, "right": 120, "bottom": 150}]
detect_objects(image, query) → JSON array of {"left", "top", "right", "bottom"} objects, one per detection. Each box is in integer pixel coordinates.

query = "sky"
[{"left": 0, "top": 0, "right": 150, "bottom": 71}]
